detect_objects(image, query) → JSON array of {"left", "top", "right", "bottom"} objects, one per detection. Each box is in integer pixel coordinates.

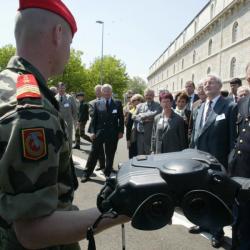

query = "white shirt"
[{"left": 202, "top": 95, "right": 220, "bottom": 126}]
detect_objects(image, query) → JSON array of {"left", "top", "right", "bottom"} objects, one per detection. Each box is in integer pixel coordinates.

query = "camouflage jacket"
[{"left": 0, "top": 56, "right": 78, "bottom": 228}]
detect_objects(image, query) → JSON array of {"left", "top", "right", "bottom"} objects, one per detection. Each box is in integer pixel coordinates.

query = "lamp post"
[{"left": 96, "top": 20, "right": 104, "bottom": 85}]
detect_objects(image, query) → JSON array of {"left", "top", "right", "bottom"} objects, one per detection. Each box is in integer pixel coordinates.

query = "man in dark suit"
[
  {"left": 228, "top": 77, "right": 242, "bottom": 103},
  {"left": 189, "top": 74, "right": 237, "bottom": 248},
  {"left": 228, "top": 63, "right": 250, "bottom": 249},
  {"left": 81, "top": 84, "right": 124, "bottom": 182},
  {"left": 185, "top": 80, "right": 199, "bottom": 111},
  {"left": 88, "top": 84, "right": 105, "bottom": 171}
]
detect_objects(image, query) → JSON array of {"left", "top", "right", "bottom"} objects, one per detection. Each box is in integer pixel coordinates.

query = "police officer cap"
[
  {"left": 18, "top": 0, "right": 77, "bottom": 36},
  {"left": 76, "top": 92, "right": 84, "bottom": 97}
]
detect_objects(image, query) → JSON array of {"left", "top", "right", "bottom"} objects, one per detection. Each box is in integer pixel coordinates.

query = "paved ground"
[{"left": 72, "top": 135, "right": 232, "bottom": 250}]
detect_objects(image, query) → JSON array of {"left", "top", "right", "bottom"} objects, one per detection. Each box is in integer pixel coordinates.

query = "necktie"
[
  {"left": 60, "top": 96, "right": 63, "bottom": 102},
  {"left": 235, "top": 96, "right": 238, "bottom": 103},
  {"left": 106, "top": 100, "right": 109, "bottom": 112},
  {"left": 205, "top": 100, "right": 213, "bottom": 122}
]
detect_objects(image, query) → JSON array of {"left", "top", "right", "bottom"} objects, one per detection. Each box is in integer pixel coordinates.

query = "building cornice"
[{"left": 148, "top": 0, "right": 245, "bottom": 79}]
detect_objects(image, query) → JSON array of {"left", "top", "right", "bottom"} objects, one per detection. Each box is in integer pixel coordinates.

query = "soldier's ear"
[{"left": 53, "top": 24, "right": 63, "bottom": 46}]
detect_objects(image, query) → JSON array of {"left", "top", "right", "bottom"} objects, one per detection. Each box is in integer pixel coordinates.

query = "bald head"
[{"left": 15, "top": 9, "right": 72, "bottom": 79}]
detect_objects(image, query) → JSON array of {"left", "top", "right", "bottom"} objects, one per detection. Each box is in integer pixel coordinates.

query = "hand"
[
  {"left": 127, "top": 140, "right": 131, "bottom": 149},
  {"left": 90, "top": 134, "right": 96, "bottom": 141},
  {"left": 118, "top": 133, "right": 123, "bottom": 139}
]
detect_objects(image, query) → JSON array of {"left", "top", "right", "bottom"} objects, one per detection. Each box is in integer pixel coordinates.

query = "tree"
[
  {"left": 0, "top": 45, "right": 16, "bottom": 70},
  {"left": 126, "top": 76, "right": 147, "bottom": 95},
  {"left": 49, "top": 49, "right": 91, "bottom": 98},
  {"left": 88, "top": 56, "right": 129, "bottom": 99}
]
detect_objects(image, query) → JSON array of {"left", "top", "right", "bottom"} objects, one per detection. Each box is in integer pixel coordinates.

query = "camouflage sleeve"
[{"left": 0, "top": 106, "right": 64, "bottom": 223}]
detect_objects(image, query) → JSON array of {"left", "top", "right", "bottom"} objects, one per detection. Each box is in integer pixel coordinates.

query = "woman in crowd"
[
  {"left": 126, "top": 94, "right": 144, "bottom": 158},
  {"left": 151, "top": 93, "right": 187, "bottom": 154}
]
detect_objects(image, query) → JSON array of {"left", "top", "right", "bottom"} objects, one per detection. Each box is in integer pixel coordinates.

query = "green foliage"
[
  {"left": 126, "top": 76, "right": 147, "bottom": 95},
  {"left": 0, "top": 45, "right": 16, "bottom": 70},
  {"left": 88, "top": 56, "right": 129, "bottom": 99}
]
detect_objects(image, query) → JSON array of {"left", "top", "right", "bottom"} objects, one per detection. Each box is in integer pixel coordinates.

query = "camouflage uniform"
[{"left": 0, "top": 56, "right": 79, "bottom": 250}]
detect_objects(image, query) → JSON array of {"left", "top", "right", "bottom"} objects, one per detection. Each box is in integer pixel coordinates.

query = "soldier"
[
  {"left": 229, "top": 63, "right": 250, "bottom": 249},
  {"left": 55, "top": 82, "right": 78, "bottom": 147},
  {"left": 0, "top": 1, "right": 127, "bottom": 249},
  {"left": 74, "top": 92, "right": 91, "bottom": 149}
]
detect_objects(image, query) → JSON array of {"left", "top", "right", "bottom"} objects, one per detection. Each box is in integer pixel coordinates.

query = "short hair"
[
  {"left": 175, "top": 91, "right": 189, "bottom": 103},
  {"left": 230, "top": 78, "right": 242, "bottom": 86},
  {"left": 131, "top": 94, "right": 144, "bottom": 103},
  {"left": 144, "top": 88, "right": 154, "bottom": 95},
  {"left": 101, "top": 84, "right": 112, "bottom": 92},
  {"left": 57, "top": 82, "right": 66, "bottom": 88},
  {"left": 185, "top": 81, "right": 195, "bottom": 88},
  {"left": 220, "top": 90, "right": 229, "bottom": 97},
  {"left": 159, "top": 93, "right": 173, "bottom": 102},
  {"left": 94, "top": 84, "right": 102, "bottom": 91},
  {"left": 237, "top": 86, "right": 250, "bottom": 96},
  {"left": 126, "top": 90, "right": 134, "bottom": 95},
  {"left": 207, "top": 74, "right": 222, "bottom": 86}
]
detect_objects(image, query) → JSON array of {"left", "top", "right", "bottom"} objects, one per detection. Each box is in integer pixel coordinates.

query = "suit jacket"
[
  {"left": 89, "top": 98, "right": 124, "bottom": 141},
  {"left": 78, "top": 101, "right": 89, "bottom": 122},
  {"left": 229, "top": 96, "right": 250, "bottom": 177},
  {"left": 190, "top": 96, "right": 237, "bottom": 168},
  {"left": 187, "top": 93, "right": 199, "bottom": 111},
  {"left": 151, "top": 111, "right": 188, "bottom": 154}
]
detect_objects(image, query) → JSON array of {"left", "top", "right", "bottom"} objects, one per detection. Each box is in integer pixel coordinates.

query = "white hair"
[
  {"left": 207, "top": 74, "right": 222, "bottom": 86},
  {"left": 101, "top": 84, "right": 112, "bottom": 92}
]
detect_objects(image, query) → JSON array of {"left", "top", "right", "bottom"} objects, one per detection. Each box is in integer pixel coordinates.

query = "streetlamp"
[{"left": 96, "top": 20, "right": 104, "bottom": 85}]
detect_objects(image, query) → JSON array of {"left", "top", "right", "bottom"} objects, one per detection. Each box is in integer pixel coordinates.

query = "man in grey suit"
[
  {"left": 189, "top": 74, "right": 237, "bottom": 248},
  {"left": 134, "top": 88, "right": 162, "bottom": 155}
]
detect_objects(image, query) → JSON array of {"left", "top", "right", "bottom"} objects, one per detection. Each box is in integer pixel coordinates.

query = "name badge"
[
  {"left": 112, "top": 109, "right": 118, "bottom": 114},
  {"left": 64, "top": 103, "right": 70, "bottom": 108},
  {"left": 216, "top": 113, "right": 226, "bottom": 121}
]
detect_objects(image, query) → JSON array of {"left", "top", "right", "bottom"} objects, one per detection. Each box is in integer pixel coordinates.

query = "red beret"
[{"left": 18, "top": 0, "right": 77, "bottom": 37}]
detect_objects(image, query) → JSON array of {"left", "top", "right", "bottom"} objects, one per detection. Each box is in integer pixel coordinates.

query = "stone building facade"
[{"left": 147, "top": 0, "right": 250, "bottom": 95}]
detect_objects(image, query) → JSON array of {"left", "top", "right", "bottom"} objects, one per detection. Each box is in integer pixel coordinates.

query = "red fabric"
[
  {"left": 16, "top": 74, "right": 41, "bottom": 99},
  {"left": 18, "top": 0, "right": 77, "bottom": 36}
]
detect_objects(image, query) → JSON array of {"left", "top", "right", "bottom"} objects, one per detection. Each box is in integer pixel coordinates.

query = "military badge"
[
  {"left": 16, "top": 74, "right": 41, "bottom": 100},
  {"left": 22, "top": 128, "right": 47, "bottom": 160}
]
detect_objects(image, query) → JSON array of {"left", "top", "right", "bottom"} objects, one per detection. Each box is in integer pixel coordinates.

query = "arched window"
[
  {"left": 193, "top": 50, "right": 196, "bottom": 64},
  {"left": 173, "top": 64, "right": 176, "bottom": 74},
  {"left": 230, "top": 57, "right": 236, "bottom": 77},
  {"left": 208, "top": 39, "right": 212, "bottom": 56},
  {"left": 181, "top": 78, "right": 183, "bottom": 90},
  {"left": 192, "top": 74, "right": 195, "bottom": 82},
  {"left": 181, "top": 59, "right": 184, "bottom": 70},
  {"left": 232, "top": 22, "right": 238, "bottom": 43},
  {"left": 166, "top": 69, "right": 169, "bottom": 78},
  {"left": 207, "top": 67, "right": 211, "bottom": 74},
  {"left": 210, "top": 4, "right": 214, "bottom": 20}
]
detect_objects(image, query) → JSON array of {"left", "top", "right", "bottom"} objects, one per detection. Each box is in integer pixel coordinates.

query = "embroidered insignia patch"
[
  {"left": 16, "top": 74, "right": 41, "bottom": 100},
  {"left": 22, "top": 128, "right": 47, "bottom": 160}
]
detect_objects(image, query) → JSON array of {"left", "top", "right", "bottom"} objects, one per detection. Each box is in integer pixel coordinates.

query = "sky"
[{"left": 1, "top": 0, "right": 208, "bottom": 81}]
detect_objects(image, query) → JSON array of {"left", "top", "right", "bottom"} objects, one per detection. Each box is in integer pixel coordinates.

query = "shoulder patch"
[
  {"left": 16, "top": 74, "right": 41, "bottom": 100},
  {"left": 21, "top": 128, "right": 47, "bottom": 160}
]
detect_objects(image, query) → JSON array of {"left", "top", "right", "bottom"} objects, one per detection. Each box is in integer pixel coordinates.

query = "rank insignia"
[
  {"left": 16, "top": 74, "right": 41, "bottom": 100},
  {"left": 22, "top": 128, "right": 47, "bottom": 160}
]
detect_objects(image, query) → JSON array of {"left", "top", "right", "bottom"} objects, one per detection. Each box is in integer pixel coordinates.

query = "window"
[
  {"left": 194, "top": 20, "right": 198, "bottom": 34},
  {"left": 192, "top": 74, "right": 195, "bottom": 82},
  {"left": 230, "top": 57, "right": 236, "bottom": 77},
  {"left": 181, "top": 59, "right": 184, "bottom": 70},
  {"left": 208, "top": 39, "right": 212, "bottom": 56},
  {"left": 232, "top": 22, "right": 238, "bottom": 43},
  {"left": 181, "top": 78, "right": 183, "bottom": 90},
  {"left": 193, "top": 50, "right": 196, "bottom": 64},
  {"left": 172, "top": 82, "right": 175, "bottom": 91},
  {"left": 173, "top": 64, "right": 176, "bottom": 74},
  {"left": 210, "top": 4, "right": 214, "bottom": 20},
  {"left": 207, "top": 67, "right": 211, "bottom": 74},
  {"left": 166, "top": 69, "right": 169, "bottom": 78}
]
